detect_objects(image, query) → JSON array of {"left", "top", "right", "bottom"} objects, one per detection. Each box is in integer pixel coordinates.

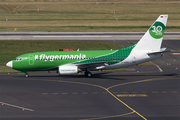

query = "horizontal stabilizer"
[{"left": 147, "top": 48, "right": 169, "bottom": 55}]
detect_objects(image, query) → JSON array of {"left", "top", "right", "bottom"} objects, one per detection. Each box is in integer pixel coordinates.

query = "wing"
[{"left": 75, "top": 60, "right": 120, "bottom": 70}]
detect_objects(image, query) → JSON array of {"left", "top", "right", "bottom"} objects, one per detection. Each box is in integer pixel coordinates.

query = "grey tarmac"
[{"left": 0, "top": 70, "right": 179, "bottom": 120}]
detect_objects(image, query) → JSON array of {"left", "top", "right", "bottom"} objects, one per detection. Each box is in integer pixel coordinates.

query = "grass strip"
[
  {"left": 0, "top": 1, "right": 179, "bottom": 32},
  {"left": 0, "top": 66, "right": 18, "bottom": 73}
]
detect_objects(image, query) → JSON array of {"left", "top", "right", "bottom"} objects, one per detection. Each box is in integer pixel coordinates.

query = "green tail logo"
[{"left": 149, "top": 21, "right": 165, "bottom": 39}]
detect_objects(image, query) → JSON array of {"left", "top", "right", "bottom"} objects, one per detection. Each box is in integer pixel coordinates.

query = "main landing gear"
[{"left": 85, "top": 71, "right": 92, "bottom": 77}]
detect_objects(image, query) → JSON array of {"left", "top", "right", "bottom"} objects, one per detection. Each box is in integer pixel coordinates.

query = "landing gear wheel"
[
  {"left": 87, "top": 72, "right": 92, "bottom": 77},
  {"left": 25, "top": 73, "right": 29, "bottom": 78},
  {"left": 85, "top": 71, "right": 92, "bottom": 77}
]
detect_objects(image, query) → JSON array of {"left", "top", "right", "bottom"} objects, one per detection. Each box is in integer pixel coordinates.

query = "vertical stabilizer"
[{"left": 133, "top": 15, "right": 168, "bottom": 52}]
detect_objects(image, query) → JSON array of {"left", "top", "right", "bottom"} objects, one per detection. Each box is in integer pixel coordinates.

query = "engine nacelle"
[{"left": 59, "top": 65, "right": 78, "bottom": 75}]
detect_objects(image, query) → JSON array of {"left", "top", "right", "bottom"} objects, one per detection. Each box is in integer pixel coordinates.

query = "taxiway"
[{"left": 0, "top": 32, "right": 179, "bottom": 120}]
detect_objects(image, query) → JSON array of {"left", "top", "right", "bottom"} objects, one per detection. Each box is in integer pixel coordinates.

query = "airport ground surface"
[{"left": 0, "top": 32, "right": 180, "bottom": 120}]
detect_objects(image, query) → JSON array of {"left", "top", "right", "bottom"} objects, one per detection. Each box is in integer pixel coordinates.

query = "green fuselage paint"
[{"left": 12, "top": 44, "right": 136, "bottom": 72}]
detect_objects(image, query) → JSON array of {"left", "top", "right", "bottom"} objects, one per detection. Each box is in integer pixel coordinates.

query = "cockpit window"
[{"left": 14, "top": 58, "right": 22, "bottom": 61}]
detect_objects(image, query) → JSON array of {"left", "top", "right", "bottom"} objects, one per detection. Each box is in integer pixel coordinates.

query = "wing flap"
[{"left": 76, "top": 60, "right": 120, "bottom": 69}]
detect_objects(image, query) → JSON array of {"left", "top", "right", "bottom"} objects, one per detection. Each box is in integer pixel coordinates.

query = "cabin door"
[{"left": 29, "top": 55, "right": 34, "bottom": 65}]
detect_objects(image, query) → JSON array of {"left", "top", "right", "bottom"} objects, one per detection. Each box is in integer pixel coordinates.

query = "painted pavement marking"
[
  {"left": 41, "top": 91, "right": 178, "bottom": 95},
  {"left": 33, "top": 36, "right": 112, "bottom": 38},
  {"left": 0, "top": 101, "right": 34, "bottom": 112},
  {"left": 33, "top": 75, "right": 179, "bottom": 120},
  {"left": 117, "top": 94, "right": 148, "bottom": 97}
]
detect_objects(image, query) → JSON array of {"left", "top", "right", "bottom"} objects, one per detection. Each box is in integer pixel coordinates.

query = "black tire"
[
  {"left": 25, "top": 74, "right": 29, "bottom": 78},
  {"left": 85, "top": 71, "right": 88, "bottom": 77},
  {"left": 87, "top": 72, "right": 92, "bottom": 77},
  {"left": 85, "top": 71, "right": 92, "bottom": 77}
]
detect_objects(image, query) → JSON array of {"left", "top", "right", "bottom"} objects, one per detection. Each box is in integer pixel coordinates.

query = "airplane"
[{"left": 6, "top": 15, "right": 168, "bottom": 78}]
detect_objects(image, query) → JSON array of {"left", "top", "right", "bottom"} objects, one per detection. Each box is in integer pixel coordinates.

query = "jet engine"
[{"left": 59, "top": 65, "right": 78, "bottom": 74}]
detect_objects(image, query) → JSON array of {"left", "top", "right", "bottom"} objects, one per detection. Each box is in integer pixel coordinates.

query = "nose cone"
[{"left": 6, "top": 61, "right": 13, "bottom": 68}]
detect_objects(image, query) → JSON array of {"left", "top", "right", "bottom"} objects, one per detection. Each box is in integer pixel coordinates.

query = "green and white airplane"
[{"left": 6, "top": 15, "right": 168, "bottom": 77}]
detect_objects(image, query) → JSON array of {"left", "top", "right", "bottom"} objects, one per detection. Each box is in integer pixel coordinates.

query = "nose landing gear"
[{"left": 25, "top": 73, "right": 29, "bottom": 78}]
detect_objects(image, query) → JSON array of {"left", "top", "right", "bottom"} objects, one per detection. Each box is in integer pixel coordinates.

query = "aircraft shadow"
[{"left": 14, "top": 71, "right": 179, "bottom": 81}]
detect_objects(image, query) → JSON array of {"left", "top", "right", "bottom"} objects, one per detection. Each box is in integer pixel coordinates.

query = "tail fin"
[{"left": 133, "top": 15, "right": 168, "bottom": 52}]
